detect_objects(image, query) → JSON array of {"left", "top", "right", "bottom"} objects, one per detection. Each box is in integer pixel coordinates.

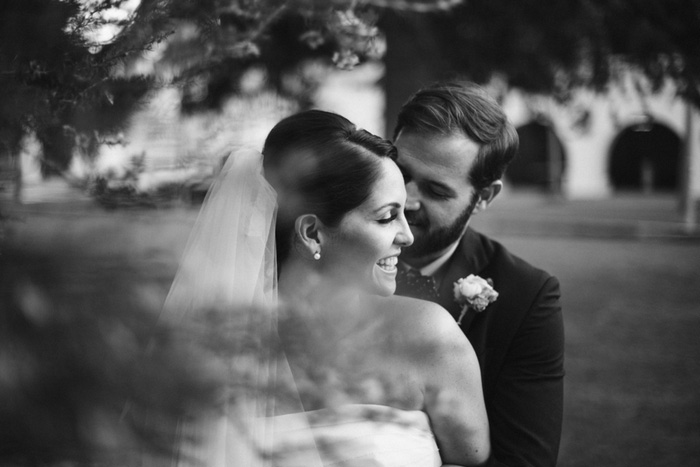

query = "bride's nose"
[{"left": 395, "top": 213, "right": 414, "bottom": 247}]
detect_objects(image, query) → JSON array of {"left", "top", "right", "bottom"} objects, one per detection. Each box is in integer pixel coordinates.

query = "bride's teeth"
[{"left": 378, "top": 256, "right": 397, "bottom": 269}]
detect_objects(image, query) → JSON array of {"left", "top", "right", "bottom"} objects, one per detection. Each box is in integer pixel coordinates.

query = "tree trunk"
[
  {"left": 681, "top": 102, "right": 698, "bottom": 232},
  {"left": 381, "top": 11, "right": 449, "bottom": 139}
]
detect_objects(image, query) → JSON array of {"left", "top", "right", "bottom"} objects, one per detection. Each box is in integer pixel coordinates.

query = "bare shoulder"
[
  {"left": 370, "top": 295, "right": 470, "bottom": 349},
  {"left": 369, "top": 296, "right": 481, "bottom": 409},
  {"left": 376, "top": 295, "right": 449, "bottom": 322}
]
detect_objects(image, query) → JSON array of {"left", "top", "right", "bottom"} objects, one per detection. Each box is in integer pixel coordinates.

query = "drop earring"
[{"left": 313, "top": 251, "right": 321, "bottom": 260}]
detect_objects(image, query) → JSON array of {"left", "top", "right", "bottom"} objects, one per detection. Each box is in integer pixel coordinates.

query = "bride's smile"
[{"left": 376, "top": 255, "right": 399, "bottom": 272}]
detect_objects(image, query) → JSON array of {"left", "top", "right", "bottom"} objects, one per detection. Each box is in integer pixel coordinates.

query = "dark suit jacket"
[{"left": 408, "top": 228, "right": 565, "bottom": 467}]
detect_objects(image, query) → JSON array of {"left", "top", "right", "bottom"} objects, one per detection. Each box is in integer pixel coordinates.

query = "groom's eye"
[
  {"left": 429, "top": 190, "right": 450, "bottom": 200},
  {"left": 427, "top": 183, "right": 452, "bottom": 200}
]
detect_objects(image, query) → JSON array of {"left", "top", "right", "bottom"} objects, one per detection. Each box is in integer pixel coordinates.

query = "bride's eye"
[{"left": 378, "top": 212, "right": 398, "bottom": 224}]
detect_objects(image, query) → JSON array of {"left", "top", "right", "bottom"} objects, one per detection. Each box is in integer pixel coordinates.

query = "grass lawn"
[
  {"left": 3, "top": 203, "right": 700, "bottom": 466},
  {"left": 500, "top": 235, "right": 700, "bottom": 467}
]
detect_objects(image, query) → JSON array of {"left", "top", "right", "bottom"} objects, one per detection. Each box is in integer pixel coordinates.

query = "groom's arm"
[{"left": 487, "top": 275, "right": 564, "bottom": 467}]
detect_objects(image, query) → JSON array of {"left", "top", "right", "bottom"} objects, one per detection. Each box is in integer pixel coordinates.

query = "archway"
[
  {"left": 508, "top": 121, "right": 566, "bottom": 193},
  {"left": 608, "top": 122, "right": 681, "bottom": 192}
]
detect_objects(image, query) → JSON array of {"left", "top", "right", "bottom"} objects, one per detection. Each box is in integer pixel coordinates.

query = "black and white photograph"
[{"left": 2, "top": 1, "right": 700, "bottom": 466}]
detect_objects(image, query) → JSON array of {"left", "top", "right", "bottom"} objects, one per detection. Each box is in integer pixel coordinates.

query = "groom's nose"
[{"left": 405, "top": 181, "right": 420, "bottom": 212}]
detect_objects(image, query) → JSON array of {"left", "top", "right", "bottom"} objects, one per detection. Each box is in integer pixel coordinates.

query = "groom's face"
[{"left": 394, "top": 130, "right": 480, "bottom": 266}]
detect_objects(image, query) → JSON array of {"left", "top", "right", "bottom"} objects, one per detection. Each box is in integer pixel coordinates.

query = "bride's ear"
[{"left": 294, "top": 214, "right": 324, "bottom": 259}]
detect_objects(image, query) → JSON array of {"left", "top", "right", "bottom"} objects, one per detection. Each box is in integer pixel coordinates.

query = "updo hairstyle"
[{"left": 262, "top": 110, "right": 397, "bottom": 264}]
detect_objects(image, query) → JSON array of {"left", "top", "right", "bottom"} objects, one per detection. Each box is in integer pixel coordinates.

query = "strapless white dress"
[{"left": 259, "top": 404, "right": 442, "bottom": 467}]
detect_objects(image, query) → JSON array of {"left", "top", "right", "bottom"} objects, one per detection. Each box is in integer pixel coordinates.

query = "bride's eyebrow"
[{"left": 373, "top": 202, "right": 401, "bottom": 213}]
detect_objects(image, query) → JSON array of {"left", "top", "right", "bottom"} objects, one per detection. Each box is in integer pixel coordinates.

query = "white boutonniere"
[{"left": 453, "top": 275, "right": 499, "bottom": 324}]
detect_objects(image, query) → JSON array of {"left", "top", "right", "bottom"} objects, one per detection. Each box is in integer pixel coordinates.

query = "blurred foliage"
[
  {"left": 0, "top": 0, "right": 449, "bottom": 175},
  {"left": 586, "top": 0, "right": 700, "bottom": 105},
  {"left": 0, "top": 247, "right": 214, "bottom": 465},
  {"left": 381, "top": 0, "right": 700, "bottom": 105},
  {"left": 139, "top": 0, "right": 398, "bottom": 113},
  {"left": 0, "top": 243, "right": 413, "bottom": 464},
  {"left": 149, "top": 1, "right": 461, "bottom": 112},
  {"left": 0, "top": 0, "right": 158, "bottom": 175},
  {"left": 0, "top": 245, "right": 308, "bottom": 465},
  {"left": 4, "top": 0, "right": 700, "bottom": 177},
  {"left": 88, "top": 152, "right": 179, "bottom": 209}
]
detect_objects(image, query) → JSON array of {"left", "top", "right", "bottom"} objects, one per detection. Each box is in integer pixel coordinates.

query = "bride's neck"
[{"left": 278, "top": 258, "right": 361, "bottom": 313}]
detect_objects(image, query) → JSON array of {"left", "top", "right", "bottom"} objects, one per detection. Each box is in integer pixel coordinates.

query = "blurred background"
[{"left": 2, "top": 1, "right": 700, "bottom": 466}]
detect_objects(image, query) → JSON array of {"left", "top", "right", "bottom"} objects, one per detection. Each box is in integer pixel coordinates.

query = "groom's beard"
[{"left": 402, "top": 194, "right": 478, "bottom": 261}]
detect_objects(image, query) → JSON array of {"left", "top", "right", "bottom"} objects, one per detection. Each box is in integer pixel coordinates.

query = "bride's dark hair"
[{"left": 262, "top": 110, "right": 397, "bottom": 264}]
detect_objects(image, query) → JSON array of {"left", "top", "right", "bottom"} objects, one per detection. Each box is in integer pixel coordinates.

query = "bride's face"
[{"left": 320, "top": 158, "right": 414, "bottom": 296}]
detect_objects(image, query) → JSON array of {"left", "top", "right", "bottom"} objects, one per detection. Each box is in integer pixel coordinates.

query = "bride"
[{"left": 162, "top": 110, "right": 490, "bottom": 466}]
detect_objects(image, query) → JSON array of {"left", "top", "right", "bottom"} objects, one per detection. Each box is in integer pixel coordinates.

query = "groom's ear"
[
  {"left": 294, "top": 214, "right": 323, "bottom": 254},
  {"left": 472, "top": 180, "right": 502, "bottom": 215}
]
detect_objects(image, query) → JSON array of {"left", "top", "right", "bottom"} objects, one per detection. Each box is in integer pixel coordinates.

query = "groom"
[{"left": 393, "top": 81, "right": 564, "bottom": 467}]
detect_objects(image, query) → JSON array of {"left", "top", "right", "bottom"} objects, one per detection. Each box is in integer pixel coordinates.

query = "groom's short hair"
[{"left": 393, "top": 80, "right": 519, "bottom": 191}]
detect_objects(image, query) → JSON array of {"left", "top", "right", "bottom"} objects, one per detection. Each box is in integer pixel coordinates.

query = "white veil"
[
  {"left": 163, "top": 146, "right": 277, "bottom": 317},
  {"left": 160, "top": 147, "right": 321, "bottom": 467}
]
